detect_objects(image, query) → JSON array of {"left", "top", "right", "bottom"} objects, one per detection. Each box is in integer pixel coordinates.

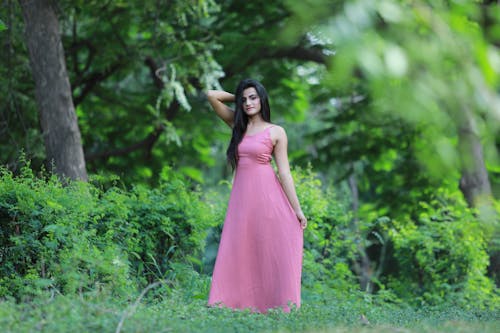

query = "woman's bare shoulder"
[
  {"left": 269, "top": 124, "right": 286, "bottom": 134},
  {"left": 269, "top": 124, "right": 287, "bottom": 144}
]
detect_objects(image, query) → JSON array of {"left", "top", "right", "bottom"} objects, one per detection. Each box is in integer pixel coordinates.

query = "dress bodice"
[{"left": 237, "top": 126, "right": 274, "bottom": 166}]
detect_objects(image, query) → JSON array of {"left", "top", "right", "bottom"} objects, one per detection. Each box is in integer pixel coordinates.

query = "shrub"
[
  {"left": 98, "top": 165, "right": 218, "bottom": 284},
  {"left": 292, "top": 166, "right": 498, "bottom": 308},
  {"left": 0, "top": 162, "right": 216, "bottom": 299},
  {"left": 293, "top": 166, "right": 359, "bottom": 294},
  {"left": 387, "top": 187, "right": 498, "bottom": 307},
  {"left": 0, "top": 164, "right": 130, "bottom": 299}
]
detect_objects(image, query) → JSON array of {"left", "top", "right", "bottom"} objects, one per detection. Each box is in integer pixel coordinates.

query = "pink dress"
[{"left": 207, "top": 125, "right": 303, "bottom": 313}]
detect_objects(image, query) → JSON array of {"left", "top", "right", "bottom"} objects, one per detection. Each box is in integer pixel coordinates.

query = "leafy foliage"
[
  {"left": 0, "top": 0, "right": 324, "bottom": 185},
  {"left": 292, "top": 166, "right": 359, "bottom": 295},
  {"left": 291, "top": 166, "right": 499, "bottom": 307},
  {"left": 387, "top": 187, "right": 496, "bottom": 306},
  {"left": 288, "top": 0, "right": 500, "bottom": 193},
  {"left": 0, "top": 161, "right": 216, "bottom": 299},
  {"left": 284, "top": 0, "right": 500, "bottom": 287}
]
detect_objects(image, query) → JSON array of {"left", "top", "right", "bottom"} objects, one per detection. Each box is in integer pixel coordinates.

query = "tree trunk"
[
  {"left": 19, "top": 0, "right": 87, "bottom": 181},
  {"left": 349, "top": 170, "right": 374, "bottom": 292},
  {"left": 457, "top": 106, "right": 499, "bottom": 285},
  {"left": 458, "top": 113, "right": 492, "bottom": 209}
]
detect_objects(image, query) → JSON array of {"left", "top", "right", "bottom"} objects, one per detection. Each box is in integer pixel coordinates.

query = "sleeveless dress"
[{"left": 207, "top": 125, "right": 304, "bottom": 313}]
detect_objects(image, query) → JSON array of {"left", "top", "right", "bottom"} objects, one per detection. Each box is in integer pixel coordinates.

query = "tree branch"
[
  {"left": 144, "top": 56, "right": 165, "bottom": 89},
  {"left": 85, "top": 55, "right": 185, "bottom": 162},
  {"left": 272, "top": 44, "right": 328, "bottom": 64},
  {"left": 85, "top": 101, "right": 180, "bottom": 162},
  {"left": 73, "top": 61, "right": 124, "bottom": 106},
  {"left": 224, "top": 44, "right": 329, "bottom": 78},
  {"left": 85, "top": 123, "right": 165, "bottom": 162}
]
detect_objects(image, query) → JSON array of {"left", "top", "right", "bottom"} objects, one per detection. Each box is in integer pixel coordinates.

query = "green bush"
[
  {"left": 0, "top": 164, "right": 130, "bottom": 299},
  {"left": 291, "top": 166, "right": 498, "bottom": 308},
  {"left": 386, "top": 187, "right": 498, "bottom": 307},
  {"left": 101, "top": 165, "right": 217, "bottom": 284},
  {"left": 293, "top": 166, "right": 360, "bottom": 294},
  {"left": 1, "top": 159, "right": 497, "bottom": 309},
  {"left": 0, "top": 162, "right": 216, "bottom": 299}
]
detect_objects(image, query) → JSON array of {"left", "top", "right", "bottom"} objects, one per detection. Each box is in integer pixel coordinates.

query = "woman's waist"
[
  {"left": 237, "top": 160, "right": 273, "bottom": 167},
  {"left": 236, "top": 161, "right": 275, "bottom": 170},
  {"left": 238, "top": 154, "right": 272, "bottom": 165}
]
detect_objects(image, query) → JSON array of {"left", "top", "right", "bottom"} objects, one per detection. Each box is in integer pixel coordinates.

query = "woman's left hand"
[{"left": 296, "top": 211, "right": 307, "bottom": 230}]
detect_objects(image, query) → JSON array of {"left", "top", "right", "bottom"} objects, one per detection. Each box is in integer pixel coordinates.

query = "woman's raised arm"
[{"left": 206, "top": 90, "right": 235, "bottom": 128}]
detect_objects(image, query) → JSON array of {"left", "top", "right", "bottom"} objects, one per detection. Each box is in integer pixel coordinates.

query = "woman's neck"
[{"left": 246, "top": 114, "right": 265, "bottom": 127}]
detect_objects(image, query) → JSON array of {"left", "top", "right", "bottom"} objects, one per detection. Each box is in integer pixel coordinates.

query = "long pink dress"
[{"left": 207, "top": 125, "right": 303, "bottom": 313}]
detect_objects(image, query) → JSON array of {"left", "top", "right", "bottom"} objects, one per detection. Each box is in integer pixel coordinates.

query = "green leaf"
[{"left": 179, "top": 166, "right": 204, "bottom": 183}]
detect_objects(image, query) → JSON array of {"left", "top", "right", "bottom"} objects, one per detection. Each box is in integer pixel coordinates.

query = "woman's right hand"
[
  {"left": 206, "top": 90, "right": 235, "bottom": 128},
  {"left": 296, "top": 211, "right": 307, "bottom": 230}
]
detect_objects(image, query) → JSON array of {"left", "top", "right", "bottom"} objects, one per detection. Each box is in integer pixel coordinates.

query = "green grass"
[{"left": 0, "top": 288, "right": 498, "bottom": 333}]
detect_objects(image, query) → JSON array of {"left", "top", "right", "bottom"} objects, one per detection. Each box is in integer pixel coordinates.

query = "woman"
[{"left": 206, "top": 78, "right": 307, "bottom": 313}]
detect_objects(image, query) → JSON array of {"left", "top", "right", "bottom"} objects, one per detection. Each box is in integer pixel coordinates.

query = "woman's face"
[{"left": 242, "top": 87, "right": 261, "bottom": 116}]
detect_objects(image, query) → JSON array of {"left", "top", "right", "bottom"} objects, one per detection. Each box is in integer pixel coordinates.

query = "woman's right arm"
[{"left": 206, "top": 90, "right": 235, "bottom": 128}]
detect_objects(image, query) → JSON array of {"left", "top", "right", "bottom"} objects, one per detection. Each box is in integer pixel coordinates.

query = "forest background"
[{"left": 0, "top": 0, "right": 499, "bottom": 332}]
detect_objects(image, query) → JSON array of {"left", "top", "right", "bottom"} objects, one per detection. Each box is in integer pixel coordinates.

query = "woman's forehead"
[{"left": 243, "top": 87, "right": 257, "bottom": 97}]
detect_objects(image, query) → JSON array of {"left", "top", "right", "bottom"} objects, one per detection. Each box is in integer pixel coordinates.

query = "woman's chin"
[{"left": 245, "top": 110, "right": 261, "bottom": 117}]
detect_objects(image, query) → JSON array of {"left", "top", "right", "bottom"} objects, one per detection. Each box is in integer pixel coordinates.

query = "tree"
[{"left": 19, "top": 0, "right": 87, "bottom": 181}]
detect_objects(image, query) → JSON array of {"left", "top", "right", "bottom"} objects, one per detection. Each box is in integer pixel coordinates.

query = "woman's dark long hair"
[{"left": 226, "top": 78, "right": 271, "bottom": 170}]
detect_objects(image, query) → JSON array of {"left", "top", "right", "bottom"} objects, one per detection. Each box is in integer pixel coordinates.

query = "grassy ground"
[{"left": 1, "top": 289, "right": 498, "bottom": 333}]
